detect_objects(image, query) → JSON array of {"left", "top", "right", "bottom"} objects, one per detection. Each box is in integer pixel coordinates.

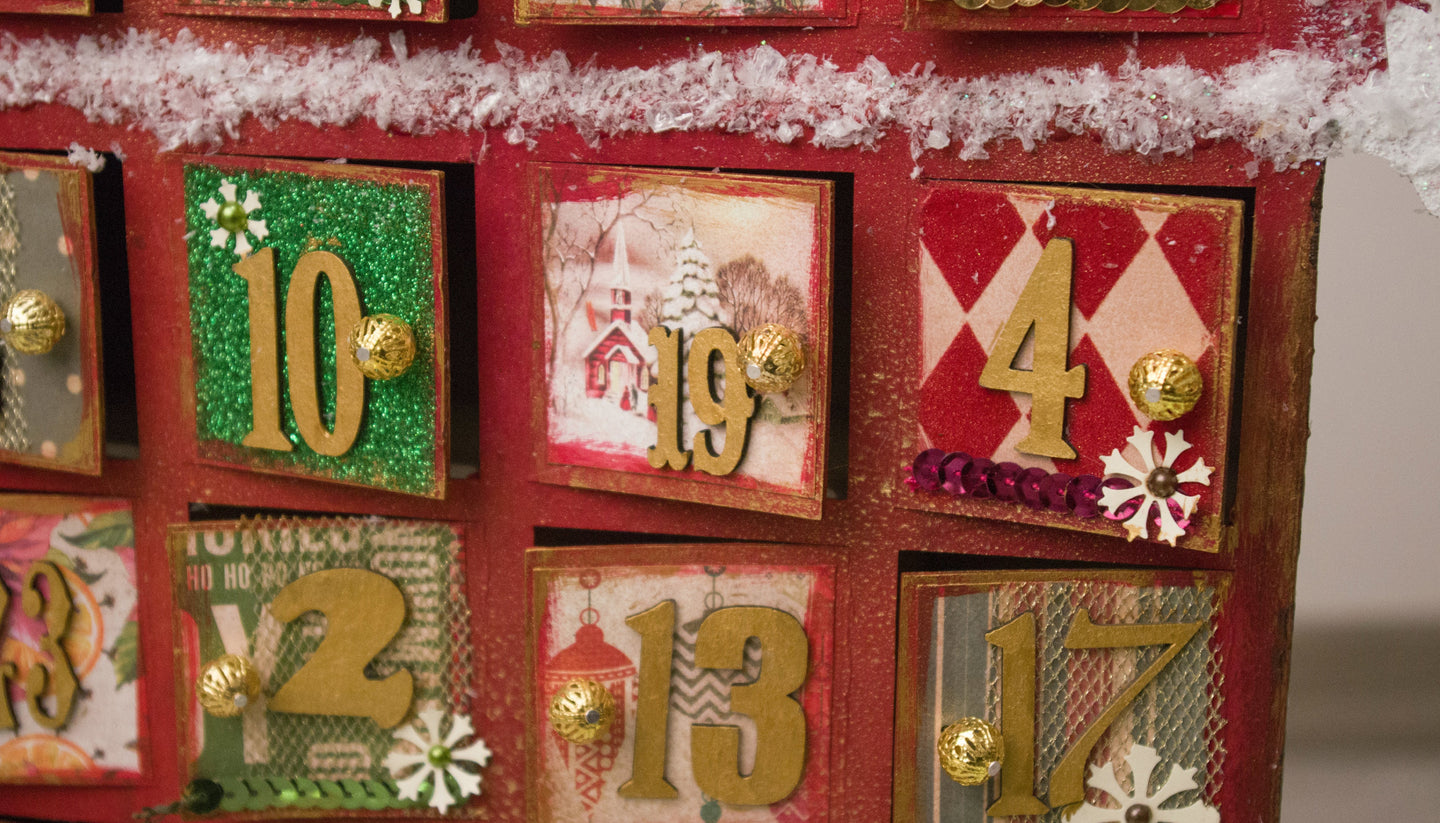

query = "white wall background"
[
  {"left": 1298, "top": 154, "right": 1440, "bottom": 625},
  {"left": 1282, "top": 154, "right": 1440, "bottom": 820}
]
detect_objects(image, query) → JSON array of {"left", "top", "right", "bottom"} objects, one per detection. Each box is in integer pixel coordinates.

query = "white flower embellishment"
[
  {"left": 384, "top": 709, "right": 493, "bottom": 813},
  {"left": 1069, "top": 743, "right": 1219, "bottom": 823},
  {"left": 369, "top": 0, "right": 420, "bottom": 18},
  {"left": 200, "top": 179, "right": 268, "bottom": 258},
  {"left": 1100, "top": 426, "right": 1212, "bottom": 546}
]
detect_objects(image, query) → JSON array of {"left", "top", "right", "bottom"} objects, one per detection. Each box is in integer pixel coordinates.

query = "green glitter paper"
[{"left": 185, "top": 162, "right": 442, "bottom": 497}]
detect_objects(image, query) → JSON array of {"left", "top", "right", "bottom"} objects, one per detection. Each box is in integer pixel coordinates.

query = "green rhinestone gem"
[
  {"left": 217, "top": 200, "right": 249, "bottom": 233},
  {"left": 427, "top": 745, "right": 452, "bottom": 768}
]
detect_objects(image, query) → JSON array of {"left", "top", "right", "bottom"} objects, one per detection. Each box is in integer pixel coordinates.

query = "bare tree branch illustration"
[{"left": 715, "top": 255, "right": 808, "bottom": 338}]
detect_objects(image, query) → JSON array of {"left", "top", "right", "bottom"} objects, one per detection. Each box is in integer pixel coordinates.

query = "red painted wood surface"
[{"left": 0, "top": 0, "right": 1373, "bottom": 818}]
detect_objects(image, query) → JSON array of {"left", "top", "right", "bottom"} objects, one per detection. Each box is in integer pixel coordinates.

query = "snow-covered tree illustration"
[{"left": 657, "top": 230, "right": 728, "bottom": 335}]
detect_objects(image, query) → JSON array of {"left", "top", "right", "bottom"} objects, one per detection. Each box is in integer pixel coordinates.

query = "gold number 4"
[
  {"left": 232, "top": 248, "right": 366, "bottom": 458},
  {"left": 986, "top": 608, "right": 1203, "bottom": 815},
  {"left": 620, "top": 602, "right": 810, "bottom": 806},
  {"left": 266, "top": 569, "right": 414, "bottom": 729},
  {"left": 978, "top": 238, "right": 1087, "bottom": 460},
  {"left": 646, "top": 326, "right": 758, "bottom": 477}
]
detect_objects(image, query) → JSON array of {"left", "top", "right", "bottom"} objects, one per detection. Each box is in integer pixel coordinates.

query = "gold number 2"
[
  {"left": 978, "top": 238, "right": 1087, "bottom": 459},
  {"left": 232, "top": 248, "right": 366, "bottom": 457},
  {"left": 986, "top": 609, "right": 1202, "bottom": 814},
  {"left": 267, "top": 569, "right": 413, "bottom": 729},
  {"left": 621, "top": 603, "right": 810, "bottom": 806},
  {"left": 646, "top": 326, "right": 757, "bottom": 477}
]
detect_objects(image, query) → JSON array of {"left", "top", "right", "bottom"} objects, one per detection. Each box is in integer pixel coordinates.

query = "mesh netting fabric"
[
  {"left": 0, "top": 173, "right": 26, "bottom": 453},
  {"left": 231, "top": 519, "right": 471, "bottom": 786},
  {"left": 985, "top": 580, "right": 1224, "bottom": 820}
]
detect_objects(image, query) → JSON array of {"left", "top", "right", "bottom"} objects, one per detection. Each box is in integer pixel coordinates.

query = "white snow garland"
[{"left": 0, "top": 1, "right": 1435, "bottom": 213}]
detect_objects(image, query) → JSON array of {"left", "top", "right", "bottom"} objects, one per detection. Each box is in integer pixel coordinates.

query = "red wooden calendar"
[{"left": 0, "top": 0, "right": 1393, "bottom": 818}]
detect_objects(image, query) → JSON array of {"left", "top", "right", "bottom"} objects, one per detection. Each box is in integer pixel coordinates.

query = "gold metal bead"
[
  {"left": 548, "top": 678, "right": 616, "bottom": 745},
  {"left": 1128, "top": 349, "right": 1203, "bottom": 421},
  {"left": 937, "top": 717, "right": 1004, "bottom": 786},
  {"left": 737, "top": 323, "right": 806, "bottom": 394},
  {"left": 1, "top": 289, "right": 66, "bottom": 355},
  {"left": 347, "top": 314, "right": 416, "bottom": 380},
  {"left": 196, "top": 654, "right": 262, "bottom": 718}
]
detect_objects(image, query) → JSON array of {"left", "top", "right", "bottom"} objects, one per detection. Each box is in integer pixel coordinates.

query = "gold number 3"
[
  {"left": 267, "top": 569, "right": 413, "bottom": 729},
  {"left": 978, "top": 238, "right": 1087, "bottom": 460},
  {"left": 0, "top": 561, "right": 79, "bottom": 731}
]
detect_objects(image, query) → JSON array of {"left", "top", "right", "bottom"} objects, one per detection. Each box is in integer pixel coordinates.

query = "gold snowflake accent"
[
  {"left": 384, "top": 709, "right": 492, "bottom": 813},
  {"left": 199, "top": 180, "right": 268, "bottom": 258},
  {"left": 1099, "top": 426, "right": 1212, "bottom": 546},
  {"left": 1069, "top": 743, "right": 1218, "bottom": 823}
]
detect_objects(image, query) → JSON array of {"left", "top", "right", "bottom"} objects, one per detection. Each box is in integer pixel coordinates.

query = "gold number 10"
[
  {"left": 232, "top": 248, "right": 365, "bottom": 457},
  {"left": 985, "top": 609, "right": 1203, "bottom": 815}
]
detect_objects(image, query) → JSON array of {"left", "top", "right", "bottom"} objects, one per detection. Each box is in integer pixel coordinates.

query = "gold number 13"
[
  {"left": 232, "top": 248, "right": 365, "bottom": 457},
  {"left": 620, "top": 602, "right": 809, "bottom": 806}
]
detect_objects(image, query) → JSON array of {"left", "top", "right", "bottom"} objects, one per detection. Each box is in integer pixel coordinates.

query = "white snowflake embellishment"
[
  {"left": 368, "top": 0, "right": 420, "bottom": 18},
  {"left": 1100, "top": 426, "right": 1212, "bottom": 546},
  {"left": 200, "top": 179, "right": 268, "bottom": 258},
  {"left": 1069, "top": 744, "right": 1218, "bottom": 823},
  {"left": 384, "top": 709, "right": 493, "bottom": 813}
]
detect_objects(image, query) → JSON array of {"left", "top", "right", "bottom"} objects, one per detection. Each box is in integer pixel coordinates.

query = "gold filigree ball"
[
  {"left": 196, "top": 654, "right": 261, "bottom": 718},
  {"left": 548, "top": 678, "right": 616, "bottom": 745},
  {"left": 937, "top": 717, "right": 1004, "bottom": 786},
  {"left": 347, "top": 314, "right": 416, "bottom": 380},
  {"left": 738, "top": 323, "right": 806, "bottom": 393},
  {"left": 1, "top": 290, "right": 66, "bottom": 355},
  {"left": 1128, "top": 349, "right": 1203, "bottom": 421}
]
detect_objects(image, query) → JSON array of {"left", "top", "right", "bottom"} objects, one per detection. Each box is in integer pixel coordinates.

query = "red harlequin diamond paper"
[{"left": 911, "top": 182, "right": 1243, "bottom": 553}]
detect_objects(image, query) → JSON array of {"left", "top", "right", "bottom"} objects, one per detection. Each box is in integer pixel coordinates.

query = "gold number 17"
[{"left": 986, "top": 609, "right": 1203, "bottom": 815}]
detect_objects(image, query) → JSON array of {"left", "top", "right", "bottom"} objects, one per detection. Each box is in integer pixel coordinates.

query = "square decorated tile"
[
  {"left": 895, "top": 569, "right": 1229, "bottom": 823},
  {"left": 528, "top": 545, "right": 839, "bottom": 822},
  {"left": 170, "top": 518, "right": 479, "bottom": 815},
  {"left": 0, "top": 496, "right": 141, "bottom": 784},
  {"left": 534, "top": 164, "right": 834, "bottom": 519},
  {"left": 164, "top": 0, "right": 445, "bottom": 24},
  {"left": 183, "top": 157, "right": 448, "bottom": 498},
  {"left": 904, "top": 182, "right": 1243, "bottom": 553},
  {"left": 0, "top": 152, "right": 103, "bottom": 476}
]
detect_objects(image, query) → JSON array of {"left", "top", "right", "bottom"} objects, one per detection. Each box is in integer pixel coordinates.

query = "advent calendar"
[{"left": 0, "top": 0, "right": 1408, "bottom": 819}]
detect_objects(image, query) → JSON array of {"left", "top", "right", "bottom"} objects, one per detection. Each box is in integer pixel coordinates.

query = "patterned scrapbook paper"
[
  {"left": 172, "top": 519, "right": 471, "bottom": 813},
  {"left": 0, "top": 498, "right": 140, "bottom": 783},
  {"left": 914, "top": 183, "right": 1242, "bottom": 549},
  {"left": 0, "top": 159, "right": 102, "bottom": 475},
  {"left": 533, "top": 563, "right": 835, "bottom": 823}
]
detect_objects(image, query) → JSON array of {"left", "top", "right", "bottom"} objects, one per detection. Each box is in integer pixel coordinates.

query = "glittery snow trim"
[{"left": 0, "top": 2, "right": 1436, "bottom": 213}]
